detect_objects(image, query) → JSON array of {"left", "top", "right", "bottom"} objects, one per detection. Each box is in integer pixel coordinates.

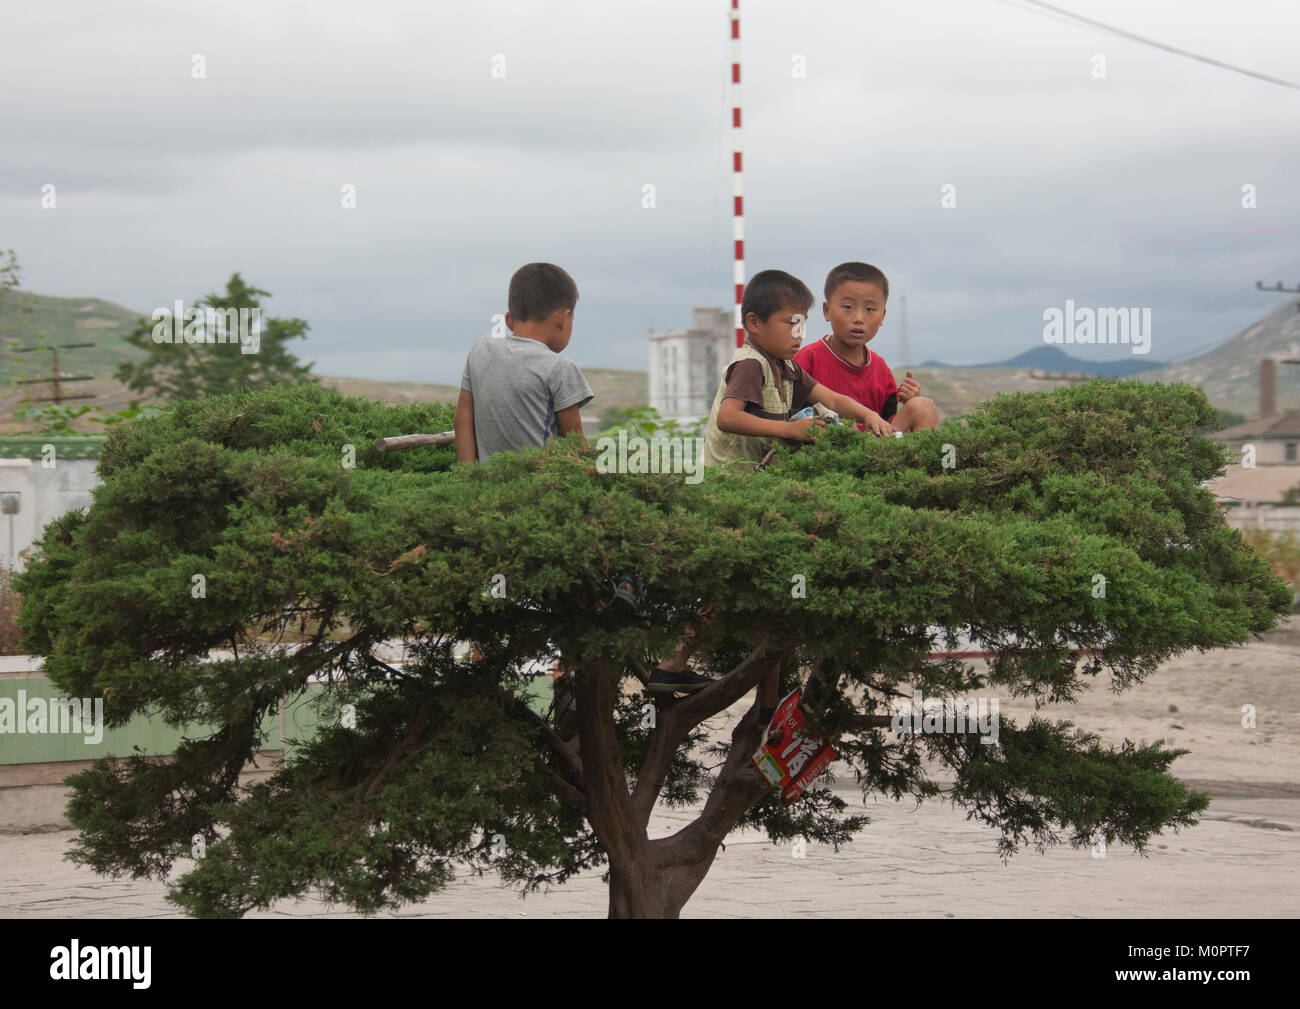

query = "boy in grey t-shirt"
[
  {"left": 455, "top": 262, "right": 592, "bottom": 461},
  {"left": 454, "top": 262, "right": 710, "bottom": 698}
]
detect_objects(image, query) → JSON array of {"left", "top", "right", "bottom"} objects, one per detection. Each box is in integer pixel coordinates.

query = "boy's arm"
[
  {"left": 454, "top": 388, "right": 478, "bottom": 462},
  {"left": 717, "top": 396, "right": 822, "bottom": 442},
  {"left": 809, "top": 383, "right": 896, "bottom": 436},
  {"left": 549, "top": 357, "right": 593, "bottom": 447},
  {"left": 555, "top": 403, "right": 587, "bottom": 445}
]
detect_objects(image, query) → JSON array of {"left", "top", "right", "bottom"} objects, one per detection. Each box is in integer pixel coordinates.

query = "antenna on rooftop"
[
  {"left": 13, "top": 341, "right": 97, "bottom": 404},
  {"left": 1256, "top": 279, "right": 1300, "bottom": 311}
]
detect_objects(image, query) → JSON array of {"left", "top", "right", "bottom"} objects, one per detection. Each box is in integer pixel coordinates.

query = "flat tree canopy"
[{"left": 16, "top": 380, "right": 1290, "bottom": 917}]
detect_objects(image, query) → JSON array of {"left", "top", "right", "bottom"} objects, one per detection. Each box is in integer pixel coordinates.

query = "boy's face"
[
  {"left": 823, "top": 280, "right": 886, "bottom": 352},
  {"left": 746, "top": 302, "right": 809, "bottom": 360}
]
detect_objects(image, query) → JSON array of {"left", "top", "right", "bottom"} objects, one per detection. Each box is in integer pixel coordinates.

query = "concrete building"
[
  {"left": 1208, "top": 357, "right": 1300, "bottom": 530},
  {"left": 1210, "top": 464, "right": 1300, "bottom": 532},
  {"left": 0, "top": 436, "right": 103, "bottom": 572},
  {"left": 1216, "top": 408, "right": 1300, "bottom": 467},
  {"left": 648, "top": 307, "right": 733, "bottom": 421},
  {"left": 1214, "top": 356, "right": 1300, "bottom": 465}
]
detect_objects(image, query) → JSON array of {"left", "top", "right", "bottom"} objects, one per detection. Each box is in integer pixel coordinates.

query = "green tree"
[
  {"left": 115, "top": 272, "right": 315, "bottom": 402},
  {"left": 13, "top": 401, "right": 164, "bottom": 436},
  {"left": 598, "top": 404, "right": 704, "bottom": 440},
  {"left": 0, "top": 249, "right": 57, "bottom": 425},
  {"left": 0, "top": 247, "right": 36, "bottom": 364},
  {"left": 15, "top": 379, "right": 1290, "bottom": 918},
  {"left": 0, "top": 249, "right": 19, "bottom": 302}
]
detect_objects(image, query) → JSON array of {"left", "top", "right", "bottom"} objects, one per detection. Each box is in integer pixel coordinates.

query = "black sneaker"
[{"left": 646, "top": 666, "right": 715, "bottom": 694}]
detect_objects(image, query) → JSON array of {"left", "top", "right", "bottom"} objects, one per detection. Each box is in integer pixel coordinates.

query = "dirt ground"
[{"left": 2, "top": 617, "right": 1296, "bottom": 918}]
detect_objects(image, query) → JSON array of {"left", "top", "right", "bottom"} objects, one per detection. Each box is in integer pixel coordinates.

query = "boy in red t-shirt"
[{"left": 793, "top": 262, "right": 939, "bottom": 433}]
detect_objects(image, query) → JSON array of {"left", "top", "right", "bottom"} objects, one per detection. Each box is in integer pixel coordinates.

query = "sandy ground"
[
  {"left": 2, "top": 617, "right": 1296, "bottom": 918},
  {"left": 995, "top": 619, "right": 1300, "bottom": 794}
]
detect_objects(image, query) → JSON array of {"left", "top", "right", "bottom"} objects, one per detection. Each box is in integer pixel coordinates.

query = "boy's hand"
[
  {"left": 897, "top": 371, "right": 921, "bottom": 403},
  {"left": 862, "top": 411, "right": 897, "bottom": 437},
  {"left": 785, "top": 417, "right": 826, "bottom": 442}
]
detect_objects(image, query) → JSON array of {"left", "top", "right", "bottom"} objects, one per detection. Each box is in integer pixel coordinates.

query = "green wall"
[{"left": 2, "top": 676, "right": 554, "bottom": 766}]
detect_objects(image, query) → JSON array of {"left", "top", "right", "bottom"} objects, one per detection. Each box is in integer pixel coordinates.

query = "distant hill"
[
  {"left": 918, "top": 345, "right": 1167, "bottom": 377},
  {"left": 0, "top": 291, "right": 149, "bottom": 432},
  {"left": 6, "top": 286, "right": 1293, "bottom": 432},
  {"left": 0, "top": 291, "right": 147, "bottom": 381},
  {"left": 0, "top": 291, "right": 648, "bottom": 432},
  {"left": 907, "top": 301, "right": 1300, "bottom": 420},
  {"left": 320, "top": 367, "right": 648, "bottom": 417},
  {"left": 1132, "top": 297, "right": 1300, "bottom": 418}
]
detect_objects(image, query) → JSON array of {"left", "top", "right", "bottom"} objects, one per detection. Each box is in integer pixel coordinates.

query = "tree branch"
[
  {"left": 573, "top": 656, "right": 647, "bottom": 869},
  {"left": 630, "top": 646, "right": 771, "bottom": 827},
  {"left": 653, "top": 707, "right": 771, "bottom": 866},
  {"left": 533, "top": 756, "right": 588, "bottom": 813}
]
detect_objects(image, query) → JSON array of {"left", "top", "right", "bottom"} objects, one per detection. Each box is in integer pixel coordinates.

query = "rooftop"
[
  {"left": 1209, "top": 463, "right": 1300, "bottom": 505},
  {"left": 1217, "top": 407, "right": 1300, "bottom": 440},
  {"left": 0, "top": 435, "right": 106, "bottom": 460}
]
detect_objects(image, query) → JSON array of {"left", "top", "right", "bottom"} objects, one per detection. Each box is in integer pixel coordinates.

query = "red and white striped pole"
[{"left": 731, "top": 0, "right": 745, "bottom": 347}]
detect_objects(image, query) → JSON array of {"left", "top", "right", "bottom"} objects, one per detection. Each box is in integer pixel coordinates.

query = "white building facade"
[
  {"left": 0, "top": 438, "right": 102, "bottom": 573},
  {"left": 648, "top": 308, "right": 734, "bottom": 421}
]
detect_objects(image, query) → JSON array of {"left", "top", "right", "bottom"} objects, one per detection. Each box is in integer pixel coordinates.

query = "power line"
[
  {"left": 996, "top": 0, "right": 1300, "bottom": 92},
  {"left": 1150, "top": 259, "right": 1300, "bottom": 361}
]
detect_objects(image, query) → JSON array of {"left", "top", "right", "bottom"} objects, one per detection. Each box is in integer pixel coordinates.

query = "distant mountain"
[
  {"left": 917, "top": 345, "right": 1167, "bottom": 377},
  {"left": 319, "top": 367, "right": 646, "bottom": 415},
  {"left": 1132, "top": 297, "right": 1300, "bottom": 418},
  {"left": 0, "top": 290, "right": 649, "bottom": 433},
  {"left": 0, "top": 291, "right": 147, "bottom": 381},
  {"left": 916, "top": 298, "right": 1300, "bottom": 417}
]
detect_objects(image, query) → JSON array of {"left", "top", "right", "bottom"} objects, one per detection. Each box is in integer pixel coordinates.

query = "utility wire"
[{"left": 995, "top": 0, "right": 1300, "bottom": 92}]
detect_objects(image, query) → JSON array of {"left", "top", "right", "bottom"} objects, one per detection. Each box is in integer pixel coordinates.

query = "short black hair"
[
  {"left": 824, "top": 262, "right": 889, "bottom": 301},
  {"left": 741, "top": 270, "right": 814, "bottom": 330},
  {"left": 508, "top": 263, "right": 579, "bottom": 322}
]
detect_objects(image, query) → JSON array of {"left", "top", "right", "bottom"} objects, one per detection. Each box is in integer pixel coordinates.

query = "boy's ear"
[{"left": 822, "top": 299, "right": 831, "bottom": 321}]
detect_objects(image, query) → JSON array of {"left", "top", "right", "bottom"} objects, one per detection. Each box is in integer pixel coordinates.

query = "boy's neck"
[
  {"left": 509, "top": 327, "right": 556, "bottom": 351},
  {"left": 826, "top": 333, "right": 868, "bottom": 367}
]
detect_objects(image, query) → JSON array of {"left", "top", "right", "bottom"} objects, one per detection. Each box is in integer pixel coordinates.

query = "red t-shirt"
[{"left": 793, "top": 336, "right": 899, "bottom": 424}]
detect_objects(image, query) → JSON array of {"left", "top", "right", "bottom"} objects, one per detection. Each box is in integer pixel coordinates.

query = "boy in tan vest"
[{"left": 656, "top": 270, "right": 897, "bottom": 719}]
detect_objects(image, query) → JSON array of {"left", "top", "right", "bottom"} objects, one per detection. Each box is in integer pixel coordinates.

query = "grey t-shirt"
[{"left": 459, "top": 333, "right": 594, "bottom": 460}]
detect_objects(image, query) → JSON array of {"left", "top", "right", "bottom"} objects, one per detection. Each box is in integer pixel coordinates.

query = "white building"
[
  {"left": 1216, "top": 407, "right": 1300, "bottom": 467},
  {"left": 0, "top": 437, "right": 102, "bottom": 572},
  {"left": 648, "top": 308, "right": 734, "bottom": 421}
]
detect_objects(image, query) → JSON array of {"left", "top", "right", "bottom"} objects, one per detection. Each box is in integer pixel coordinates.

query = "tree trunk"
[
  {"left": 608, "top": 865, "right": 682, "bottom": 918},
  {"left": 607, "top": 858, "right": 716, "bottom": 919},
  {"left": 572, "top": 656, "right": 760, "bottom": 918}
]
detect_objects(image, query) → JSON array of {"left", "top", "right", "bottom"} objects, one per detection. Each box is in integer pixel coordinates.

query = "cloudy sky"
[{"left": 4, "top": 0, "right": 1299, "bottom": 382}]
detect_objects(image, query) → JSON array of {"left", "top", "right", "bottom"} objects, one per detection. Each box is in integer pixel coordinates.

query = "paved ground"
[
  {"left": 4, "top": 623, "right": 1298, "bottom": 918},
  {"left": 2, "top": 782, "right": 1295, "bottom": 919}
]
